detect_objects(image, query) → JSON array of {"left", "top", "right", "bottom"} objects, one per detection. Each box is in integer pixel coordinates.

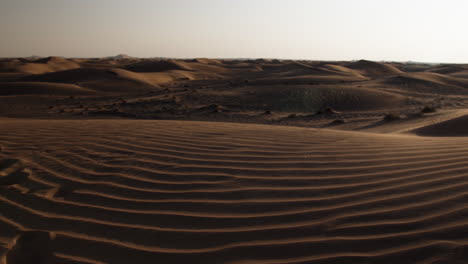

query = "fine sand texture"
[{"left": 2, "top": 119, "right": 468, "bottom": 263}]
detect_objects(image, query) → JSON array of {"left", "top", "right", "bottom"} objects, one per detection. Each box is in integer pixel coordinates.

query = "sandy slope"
[
  {"left": 0, "top": 57, "right": 80, "bottom": 75},
  {"left": 1, "top": 119, "right": 468, "bottom": 263}
]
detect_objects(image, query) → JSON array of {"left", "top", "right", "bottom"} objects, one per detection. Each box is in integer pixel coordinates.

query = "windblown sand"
[{"left": 2, "top": 119, "right": 468, "bottom": 264}]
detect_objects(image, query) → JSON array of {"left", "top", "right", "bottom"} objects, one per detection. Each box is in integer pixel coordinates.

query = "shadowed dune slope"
[
  {"left": 412, "top": 114, "right": 468, "bottom": 136},
  {"left": 193, "top": 85, "right": 410, "bottom": 112},
  {"left": 0, "top": 82, "right": 97, "bottom": 96},
  {"left": 123, "top": 60, "right": 193, "bottom": 72},
  {"left": 386, "top": 72, "right": 468, "bottom": 88},
  {"left": 21, "top": 68, "right": 160, "bottom": 94},
  {"left": 347, "top": 60, "right": 403, "bottom": 76},
  {"left": 258, "top": 62, "right": 365, "bottom": 78},
  {"left": 191, "top": 58, "right": 223, "bottom": 65},
  {"left": 249, "top": 63, "right": 368, "bottom": 84},
  {"left": 380, "top": 72, "right": 468, "bottom": 95},
  {"left": 2, "top": 119, "right": 468, "bottom": 263},
  {"left": 425, "top": 65, "right": 468, "bottom": 75}
]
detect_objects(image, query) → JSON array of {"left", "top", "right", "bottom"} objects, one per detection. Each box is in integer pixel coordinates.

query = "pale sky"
[{"left": 1, "top": 0, "right": 468, "bottom": 62}]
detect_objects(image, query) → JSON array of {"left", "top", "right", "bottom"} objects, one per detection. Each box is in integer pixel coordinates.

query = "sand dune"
[
  {"left": 347, "top": 60, "right": 403, "bottom": 76},
  {"left": 3, "top": 57, "right": 468, "bottom": 121},
  {"left": 123, "top": 60, "right": 193, "bottom": 72},
  {"left": 378, "top": 72, "right": 468, "bottom": 96},
  {"left": 0, "top": 57, "right": 80, "bottom": 75},
  {"left": 1, "top": 119, "right": 468, "bottom": 263},
  {"left": 412, "top": 114, "right": 468, "bottom": 136},
  {"left": 192, "top": 85, "right": 408, "bottom": 112},
  {"left": 388, "top": 72, "right": 468, "bottom": 88},
  {"left": 258, "top": 61, "right": 361, "bottom": 78},
  {"left": 22, "top": 68, "right": 159, "bottom": 94},
  {"left": 191, "top": 58, "right": 223, "bottom": 65},
  {"left": 322, "top": 64, "right": 367, "bottom": 76},
  {"left": 249, "top": 63, "right": 367, "bottom": 85},
  {"left": 425, "top": 64, "right": 467, "bottom": 75}
]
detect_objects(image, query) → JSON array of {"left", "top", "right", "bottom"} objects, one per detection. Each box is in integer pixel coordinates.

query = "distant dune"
[
  {"left": 123, "top": 59, "right": 193, "bottom": 72},
  {"left": 425, "top": 64, "right": 467, "bottom": 75},
  {"left": 22, "top": 68, "right": 159, "bottom": 93},
  {"left": 191, "top": 58, "right": 223, "bottom": 65},
  {"left": 193, "top": 84, "right": 408, "bottom": 112},
  {"left": 379, "top": 72, "right": 468, "bottom": 95},
  {"left": 0, "top": 56, "right": 80, "bottom": 75},
  {"left": 347, "top": 59, "right": 403, "bottom": 76},
  {"left": 1, "top": 56, "right": 468, "bottom": 116}
]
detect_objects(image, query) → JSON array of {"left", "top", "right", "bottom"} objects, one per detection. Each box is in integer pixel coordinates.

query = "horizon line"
[{"left": 0, "top": 55, "right": 463, "bottom": 65}]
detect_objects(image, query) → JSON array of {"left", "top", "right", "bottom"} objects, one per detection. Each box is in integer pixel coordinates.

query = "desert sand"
[{"left": 2, "top": 57, "right": 468, "bottom": 263}]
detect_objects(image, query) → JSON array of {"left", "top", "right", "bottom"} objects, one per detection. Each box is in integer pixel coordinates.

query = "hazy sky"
[{"left": 1, "top": 0, "right": 468, "bottom": 62}]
